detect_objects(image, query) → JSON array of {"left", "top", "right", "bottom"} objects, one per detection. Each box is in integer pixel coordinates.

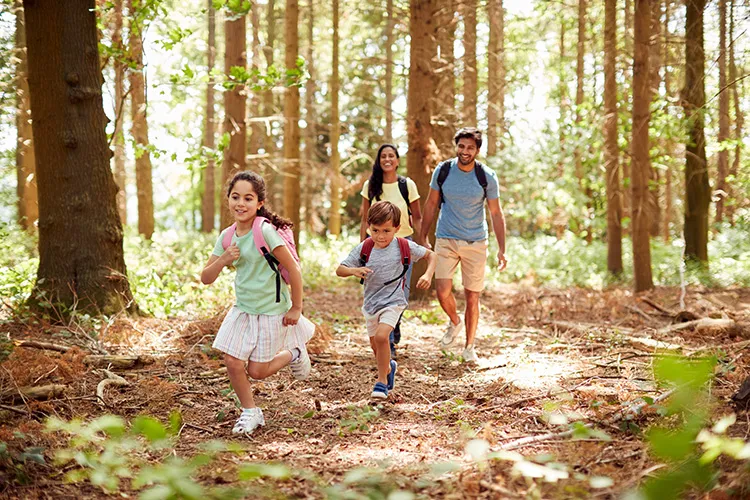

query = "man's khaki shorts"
[{"left": 435, "top": 238, "right": 488, "bottom": 292}]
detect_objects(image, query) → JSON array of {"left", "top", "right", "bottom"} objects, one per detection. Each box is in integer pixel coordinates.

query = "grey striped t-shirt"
[{"left": 341, "top": 238, "right": 428, "bottom": 315}]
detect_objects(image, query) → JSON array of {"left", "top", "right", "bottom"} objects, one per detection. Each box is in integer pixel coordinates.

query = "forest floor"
[{"left": 2, "top": 282, "right": 750, "bottom": 499}]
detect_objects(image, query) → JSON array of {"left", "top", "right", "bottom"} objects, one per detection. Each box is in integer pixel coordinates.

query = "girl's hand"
[
  {"left": 416, "top": 273, "right": 432, "bottom": 289},
  {"left": 352, "top": 267, "right": 374, "bottom": 280},
  {"left": 283, "top": 306, "right": 301, "bottom": 326},
  {"left": 222, "top": 242, "right": 240, "bottom": 265}
]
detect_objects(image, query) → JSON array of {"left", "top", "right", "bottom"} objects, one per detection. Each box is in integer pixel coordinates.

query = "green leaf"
[
  {"left": 711, "top": 414, "right": 736, "bottom": 434},
  {"left": 90, "top": 415, "right": 126, "bottom": 437},
  {"left": 168, "top": 411, "right": 183, "bottom": 436},
  {"left": 131, "top": 416, "right": 167, "bottom": 442},
  {"left": 237, "top": 463, "right": 291, "bottom": 481},
  {"left": 138, "top": 484, "right": 174, "bottom": 500}
]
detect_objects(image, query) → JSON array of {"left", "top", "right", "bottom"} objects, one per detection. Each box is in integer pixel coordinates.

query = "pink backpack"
[{"left": 221, "top": 216, "right": 300, "bottom": 302}]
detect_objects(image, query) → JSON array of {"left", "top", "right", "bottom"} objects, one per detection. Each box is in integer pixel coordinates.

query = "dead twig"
[
  {"left": 96, "top": 369, "right": 129, "bottom": 405},
  {"left": 14, "top": 340, "right": 71, "bottom": 353},
  {"left": 639, "top": 297, "right": 676, "bottom": 316}
]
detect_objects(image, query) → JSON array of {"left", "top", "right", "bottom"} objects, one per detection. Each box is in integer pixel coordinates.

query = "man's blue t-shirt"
[{"left": 429, "top": 158, "right": 500, "bottom": 242}]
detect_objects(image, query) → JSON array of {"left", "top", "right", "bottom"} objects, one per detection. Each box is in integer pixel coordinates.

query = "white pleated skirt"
[{"left": 212, "top": 307, "right": 316, "bottom": 362}]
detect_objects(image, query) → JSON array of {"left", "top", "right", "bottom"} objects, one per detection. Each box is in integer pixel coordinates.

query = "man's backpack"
[
  {"left": 358, "top": 237, "right": 411, "bottom": 287},
  {"left": 435, "top": 159, "right": 488, "bottom": 205},
  {"left": 374, "top": 175, "right": 412, "bottom": 226},
  {"left": 221, "top": 217, "right": 300, "bottom": 302}
]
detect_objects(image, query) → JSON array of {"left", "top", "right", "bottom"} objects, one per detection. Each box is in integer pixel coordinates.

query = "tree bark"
[
  {"left": 15, "top": 0, "right": 37, "bottom": 232},
  {"left": 249, "top": 0, "right": 264, "bottom": 159},
  {"left": 328, "top": 0, "right": 341, "bottom": 236},
  {"left": 408, "top": 0, "right": 437, "bottom": 299},
  {"left": 574, "top": 0, "right": 586, "bottom": 186},
  {"left": 683, "top": 0, "right": 710, "bottom": 263},
  {"left": 303, "top": 0, "right": 317, "bottom": 233},
  {"left": 264, "top": 0, "right": 282, "bottom": 210},
  {"left": 462, "top": 0, "right": 477, "bottom": 125},
  {"left": 487, "top": 0, "right": 505, "bottom": 156},
  {"left": 648, "top": 0, "right": 662, "bottom": 237},
  {"left": 557, "top": 12, "right": 567, "bottom": 178},
  {"left": 385, "top": 0, "right": 394, "bottom": 143},
  {"left": 727, "top": 0, "right": 742, "bottom": 223},
  {"left": 128, "top": 0, "right": 154, "bottom": 240},
  {"left": 662, "top": 0, "right": 672, "bottom": 242},
  {"left": 433, "top": 0, "right": 456, "bottom": 157},
  {"left": 715, "top": 0, "right": 729, "bottom": 225},
  {"left": 200, "top": 0, "right": 216, "bottom": 233},
  {"left": 604, "top": 0, "right": 623, "bottom": 275},
  {"left": 113, "top": 0, "right": 126, "bottom": 226},
  {"left": 283, "top": 0, "right": 301, "bottom": 244},
  {"left": 23, "top": 0, "right": 135, "bottom": 314},
  {"left": 631, "top": 0, "right": 653, "bottom": 292},
  {"left": 220, "top": 13, "right": 247, "bottom": 229}
]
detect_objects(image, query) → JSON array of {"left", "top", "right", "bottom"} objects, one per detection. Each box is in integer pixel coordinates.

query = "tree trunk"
[
  {"left": 631, "top": 0, "right": 653, "bottom": 292},
  {"left": 200, "top": 0, "right": 216, "bottom": 233},
  {"left": 385, "top": 0, "right": 394, "bottom": 143},
  {"left": 622, "top": 0, "right": 633, "bottom": 228},
  {"left": 462, "top": 0, "right": 477, "bottom": 125},
  {"left": 407, "top": 0, "right": 437, "bottom": 299},
  {"left": 648, "top": 0, "right": 662, "bottom": 237},
  {"left": 23, "top": 0, "right": 135, "bottom": 314},
  {"left": 303, "top": 0, "right": 317, "bottom": 233},
  {"left": 662, "top": 0, "right": 672, "bottom": 242},
  {"left": 715, "top": 0, "right": 729, "bottom": 225},
  {"left": 248, "top": 0, "right": 264, "bottom": 160},
  {"left": 683, "top": 0, "right": 710, "bottom": 263},
  {"left": 574, "top": 0, "right": 586, "bottom": 186},
  {"left": 220, "top": 14, "right": 247, "bottom": 229},
  {"left": 604, "top": 0, "right": 623, "bottom": 275},
  {"left": 727, "top": 0, "right": 742, "bottom": 223},
  {"left": 487, "top": 0, "right": 505, "bottom": 156},
  {"left": 128, "top": 0, "right": 154, "bottom": 240},
  {"left": 433, "top": 0, "right": 456, "bottom": 157},
  {"left": 283, "top": 0, "right": 301, "bottom": 244},
  {"left": 113, "top": 0, "right": 126, "bottom": 226},
  {"left": 328, "top": 0, "right": 341, "bottom": 236},
  {"left": 264, "top": 0, "right": 282, "bottom": 211},
  {"left": 557, "top": 13, "right": 567, "bottom": 178},
  {"left": 15, "top": 0, "right": 37, "bottom": 232}
]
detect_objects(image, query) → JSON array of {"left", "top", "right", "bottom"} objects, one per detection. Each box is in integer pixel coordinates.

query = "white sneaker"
[
  {"left": 289, "top": 344, "right": 311, "bottom": 380},
  {"left": 232, "top": 407, "right": 265, "bottom": 434},
  {"left": 440, "top": 318, "right": 463, "bottom": 346},
  {"left": 462, "top": 345, "right": 478, "bottom": 364}
]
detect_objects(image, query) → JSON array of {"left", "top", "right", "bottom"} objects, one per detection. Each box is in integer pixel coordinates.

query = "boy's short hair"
[
  {"left": 454, "top": 127, "right": 483, "bottom": 149},
  {"left": 368, "top": 201, "right": 401, "bottom": 227}
]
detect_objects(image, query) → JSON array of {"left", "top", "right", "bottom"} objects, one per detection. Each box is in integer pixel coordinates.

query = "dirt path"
[{"left": 2, "top": 283, "right": 749, "bottom": 498}]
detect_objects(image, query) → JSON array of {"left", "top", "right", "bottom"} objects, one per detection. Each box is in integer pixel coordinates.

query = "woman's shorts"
[{"left": 212, "top": 307, "right": 316, "bottom": 362}]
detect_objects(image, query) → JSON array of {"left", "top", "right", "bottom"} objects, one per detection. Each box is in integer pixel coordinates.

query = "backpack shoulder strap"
[
  {"left": 436, "top": 160, "right": 452, "bottom": 205},
  {"left": 252, "top": 216, "right": 271, "bottom": 255},
  {"left": 358, "top": 238, "right": 375, "bottom": 285},
  {"left": 396, "top": 237, "right": 411, "bottom": 265},
  {"left": 473, "top": 162, "right": 488, "bottom": 199},
  {"left": 397, "top": 176, "right": 411, "bottom": 215},
  {"left": 221, "top": 223, "right": 237, "bottom": 250}
]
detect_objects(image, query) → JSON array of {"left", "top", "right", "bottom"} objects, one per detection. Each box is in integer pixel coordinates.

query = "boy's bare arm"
[
  {"left": 415, "top": 249, "right": 437, "bottom": 289},
  {"left": 336, "top": 264, "right": 373, "bottom": 280}
]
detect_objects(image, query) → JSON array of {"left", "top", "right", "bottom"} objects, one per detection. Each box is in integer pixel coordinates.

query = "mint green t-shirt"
[{"left": 212, "top": 222, "right": 292, "bottom": 315}]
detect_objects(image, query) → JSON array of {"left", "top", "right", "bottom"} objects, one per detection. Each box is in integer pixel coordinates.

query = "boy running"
[{"left": 337, "top": 201, "right": 437, "bottom": 399}]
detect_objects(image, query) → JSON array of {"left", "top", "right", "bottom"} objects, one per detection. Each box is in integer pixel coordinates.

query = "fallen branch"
[
  {"left": 15, "top": 340, "right": 71, "bottom": 353},
  {"left": 84, "top": 355, "right": 155, "bottom": 369},
  {"left": 96, "top": 369, "right": 129, "bottom": 405},
  {"left": 1, "top": 384, "right": 66, "bottom": 402},
  {"left": 657, "top": 318, "right": 735, "bottom": 335},
  {"left": 497, "top": 389, "right": 675, "bottom": 451},
  {"left": 624, "top": 336, "right": 682, "bottom": 351},
  {"left": 638, "top": 297, "right": 676, "bottom": 316},
  {"left": 626, "top": 304, "right": 654, "bottom": 322},
  {"left": 547, "top": 320, "right": 635, "bottom": 335}
]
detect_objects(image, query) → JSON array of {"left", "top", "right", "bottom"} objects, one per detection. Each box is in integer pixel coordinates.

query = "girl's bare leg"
[
  {"left": 225, "top": 354, "right": 256, "bottom": 408},
  {"left": 246, "top": 350, "right": 293, "bottom": 380}
]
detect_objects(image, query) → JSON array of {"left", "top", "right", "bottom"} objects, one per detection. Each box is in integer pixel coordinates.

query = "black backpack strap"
[
  {"left": 259, "top": 245, "right": 282, "bottom": 303},
  {"left": 358, "top": 238, "right": 375, "bottom": 285},
  {"left": 473, "top": 162, "right": 488, "bottom": 200},
  {"left": 397, "top": 176, "right": 411, "bottom": 215},
  {"left": 436, "top": 160, "right": 452, "bottom": 205}
]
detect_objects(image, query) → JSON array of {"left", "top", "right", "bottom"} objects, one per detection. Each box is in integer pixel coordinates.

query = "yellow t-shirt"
[{"left": 361, "top": 177, "right": 420, "bottom": 238}]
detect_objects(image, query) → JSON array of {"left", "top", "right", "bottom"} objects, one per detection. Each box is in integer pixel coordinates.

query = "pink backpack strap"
[
  {"left": 221, "top": 223, "right": 237, "bottom": 250},
  {"left": 252, "top": 216, "right": 269, "bottom": 254}
]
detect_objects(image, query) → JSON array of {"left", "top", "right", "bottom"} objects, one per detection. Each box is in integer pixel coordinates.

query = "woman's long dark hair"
[
  {"left": 226, "top": 171, "right": 293, "bottom": 229},
  {"left": 367, "top": 144, "right": 400, "bottom": 202}
]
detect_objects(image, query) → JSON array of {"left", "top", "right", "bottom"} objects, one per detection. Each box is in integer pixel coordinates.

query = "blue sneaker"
[
  {"left": 387, "top": 360, "right": 397, "bottom": 391},
  {"left": 371, "top": 381, "right": 388, "bottom": 400}
]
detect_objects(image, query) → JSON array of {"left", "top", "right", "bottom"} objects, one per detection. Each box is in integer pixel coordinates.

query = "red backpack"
[
  {"left": 221, "top": 217, "right": 300, "bottom": 302},
  {"left": 358, "top": 237, "right": 411, "bottom": 287}
]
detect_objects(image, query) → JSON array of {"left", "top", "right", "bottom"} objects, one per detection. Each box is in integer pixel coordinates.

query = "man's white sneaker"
[
  {"left": 462, "top": 345, "right": 478, "bottom": 364},
  {"left": 289, "top": 344, "right": 311, "bottom": 380},
  {"left": 440, "top": 318, "right": 463, "bottom": 347},
  {"left": 232, "top": 407, "right": 265, "bottom": 434}
]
